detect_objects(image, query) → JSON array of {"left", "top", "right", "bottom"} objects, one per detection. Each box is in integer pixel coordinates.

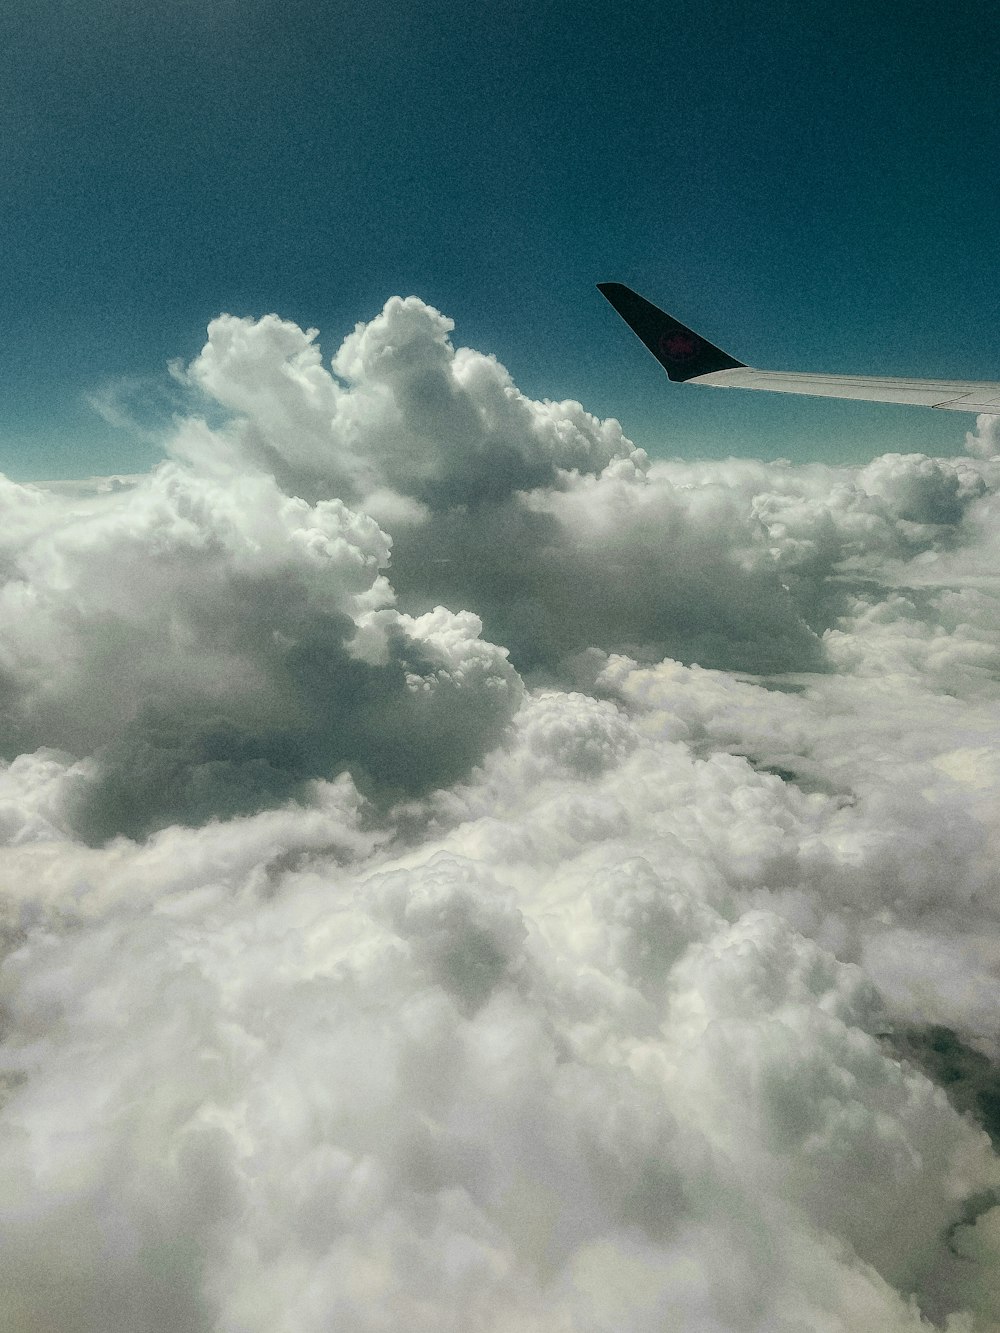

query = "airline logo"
[{"left": 658, "top": 330, "right": 700, "bottom": 362}]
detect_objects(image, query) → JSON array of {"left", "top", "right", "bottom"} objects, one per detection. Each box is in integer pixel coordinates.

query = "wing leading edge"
[{"left": 597, "top": 283, "right": 1000, "bottom": 414}]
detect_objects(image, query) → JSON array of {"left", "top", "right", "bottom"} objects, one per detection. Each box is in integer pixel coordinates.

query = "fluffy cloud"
[
  {"left": 966, "top": 414, "right": 1000, "bottom": 460},
  {"left": 182, "top": 300, "right": 634, "bottom": 511},
  {"left": 2, "top": 299, "right": 1000, "bottom": 1330},
  {"left": 0, "top": 457, "right": 521, "bottom": 842}
]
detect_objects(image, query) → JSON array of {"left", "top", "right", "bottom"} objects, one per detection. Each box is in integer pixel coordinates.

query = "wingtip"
[{"left": 596, "top": 284, "right": 745, "bottom": 381}]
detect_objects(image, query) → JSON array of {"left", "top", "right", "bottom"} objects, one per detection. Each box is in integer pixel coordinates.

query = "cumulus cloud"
[
  {"left": 181, "top": 300, "right": 633, "bottom": 511},
  {"left": 966, "top": 414, "right": 1000, "bottom": 460},
  {"left": 0, "top": 458, "right": 521, "bottom": 842},
  {"left": 2, "top": 297, "right": 1000, "bottom": 1329}
]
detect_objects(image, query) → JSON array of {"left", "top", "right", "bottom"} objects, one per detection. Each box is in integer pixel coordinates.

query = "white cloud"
[
  {"left": 2, "top": 299, "right": 1000, "bottom": 1329},
  {"left": 0, "top": 456, "right": 522, "bottom": 842},
  {"left": 966, "top": 414, "right": 1000, "bottom": 459},
  {"left": 180, "top": 298, "right": 635, "bottom": 511}
]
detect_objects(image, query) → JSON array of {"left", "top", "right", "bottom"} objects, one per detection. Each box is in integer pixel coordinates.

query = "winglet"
[{"left": 597, "top": 283, "right": 745, "bottom": 383}]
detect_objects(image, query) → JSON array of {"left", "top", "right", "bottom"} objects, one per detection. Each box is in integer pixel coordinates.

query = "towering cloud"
[{"left": 2, "top": 298, "right": 1000, "bottom": 1330}]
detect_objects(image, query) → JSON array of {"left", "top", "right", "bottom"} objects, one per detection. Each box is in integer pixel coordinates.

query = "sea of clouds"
[{"left": 3, "top": 297, "right": 1000, "bottom": 1330}]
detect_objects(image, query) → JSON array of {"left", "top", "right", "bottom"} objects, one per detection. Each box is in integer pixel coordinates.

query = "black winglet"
[{"left": 597, "top": 283, "right": 745, "bottom": 383}]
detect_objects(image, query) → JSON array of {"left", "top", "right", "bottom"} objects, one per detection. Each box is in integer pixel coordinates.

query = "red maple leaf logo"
[{"left": 659, "top": 331, "right": 700, "bottom": 361}]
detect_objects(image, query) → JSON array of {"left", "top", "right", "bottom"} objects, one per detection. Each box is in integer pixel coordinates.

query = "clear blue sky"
[{"left": 3, "top": 0, "right": 998, "bottom": 479}]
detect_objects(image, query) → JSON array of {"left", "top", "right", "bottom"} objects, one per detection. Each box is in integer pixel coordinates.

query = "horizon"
[{"left": 3, "top": 0, "right": 998, "bottom": 478}]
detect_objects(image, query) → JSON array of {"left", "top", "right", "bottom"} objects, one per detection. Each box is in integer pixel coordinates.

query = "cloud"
[
  {"left": 2, "top": 297, "right": 1000, "bottom": 1329},
  {"left": 0, "top": 460, "right": 521, "bottom": 842},
  {"left": 966, "top": 414, "right": 1000, "bottom": 460},
  {"left": 181, "top": 299, "right": 634, "bottom": 512}
]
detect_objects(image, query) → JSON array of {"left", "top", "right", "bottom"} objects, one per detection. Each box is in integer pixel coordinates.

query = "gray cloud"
[{"left": 0, "top": 462, "right": 521, "bottom": 842}]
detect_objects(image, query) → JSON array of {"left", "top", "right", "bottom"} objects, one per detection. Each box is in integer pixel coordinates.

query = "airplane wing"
[{"left": 597, "top": 283, "right": 1000, "bottom": 414}]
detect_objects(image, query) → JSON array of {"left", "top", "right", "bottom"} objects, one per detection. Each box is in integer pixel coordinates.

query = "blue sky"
[{"left": 3, "top": 0, "right": 997, "bottom": 479}]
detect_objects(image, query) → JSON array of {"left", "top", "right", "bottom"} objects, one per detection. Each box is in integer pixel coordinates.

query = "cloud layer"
[{"left": 2, "top": 298, "right": 1000, "bottom": 1330}]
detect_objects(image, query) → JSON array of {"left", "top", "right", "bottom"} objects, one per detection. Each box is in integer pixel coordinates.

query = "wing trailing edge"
[{"left": 598, "top": 283, "right": 1000, "bottom": 414}]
